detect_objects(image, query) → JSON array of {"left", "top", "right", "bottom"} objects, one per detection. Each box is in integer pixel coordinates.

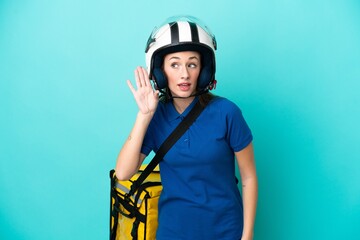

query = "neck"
[{"left": 173, "top": 96, "right": 195, "bottom": 114}]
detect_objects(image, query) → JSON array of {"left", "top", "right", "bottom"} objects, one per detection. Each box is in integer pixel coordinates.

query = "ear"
[{"left": 152, "top": 68, "right": 167, "bottom": 90}]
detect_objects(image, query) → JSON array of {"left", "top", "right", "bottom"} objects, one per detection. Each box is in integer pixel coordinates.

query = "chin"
[{"left": 170, "top": 91, "right": 194, "bottom": 98}]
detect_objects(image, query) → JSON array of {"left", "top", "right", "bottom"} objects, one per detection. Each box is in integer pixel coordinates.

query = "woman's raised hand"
[{"left": 127, "top": 67, "right": 159, "bottom": 115}]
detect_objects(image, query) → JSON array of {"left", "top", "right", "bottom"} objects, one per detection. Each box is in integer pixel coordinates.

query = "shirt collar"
[{"left": 166, "top": 97, "right": 199, "bottom": 121}]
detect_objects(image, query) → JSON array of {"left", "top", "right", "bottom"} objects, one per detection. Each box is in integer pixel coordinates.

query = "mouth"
[{"left": 178, "top": 83, "right": 191, "bottom": 91}]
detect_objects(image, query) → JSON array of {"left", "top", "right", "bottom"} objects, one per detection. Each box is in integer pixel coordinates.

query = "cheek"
[
  {"left": 164, "top": 66, "right": 180, "bottom": 82},
  {"left": 165, "top": 70, "right": 177, "bottom": 85},
  {"left": 192, "top": 70, "right": 201, "bottom": 83}
]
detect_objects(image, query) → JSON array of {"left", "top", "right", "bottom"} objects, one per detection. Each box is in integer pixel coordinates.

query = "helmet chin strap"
[{"left": 171, "top": 88, "right": 209, "bottom": 99}]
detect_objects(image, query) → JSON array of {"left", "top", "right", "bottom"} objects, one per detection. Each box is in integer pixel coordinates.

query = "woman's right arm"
[{"left": 115, "top": 66, "right": 159, "bottom": 180}]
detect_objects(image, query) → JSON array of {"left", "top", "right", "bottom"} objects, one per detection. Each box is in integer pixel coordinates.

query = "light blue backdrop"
[{"left": 1, "top": 0, "right": 359, "bottom": 239}]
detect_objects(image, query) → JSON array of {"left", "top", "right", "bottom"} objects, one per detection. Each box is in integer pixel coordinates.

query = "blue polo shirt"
[{"left": 141, "top": 96, "right": 253, "bottom": 240}]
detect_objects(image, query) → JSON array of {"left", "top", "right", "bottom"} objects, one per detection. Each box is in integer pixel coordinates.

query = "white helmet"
[{"left": 145, "top": 15, "right": 217, "bottom": 92}]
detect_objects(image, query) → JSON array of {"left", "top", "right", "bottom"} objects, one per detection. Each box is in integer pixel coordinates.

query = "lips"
[{"left": 178, "top": 83, "right": 191, "bottom": 91}]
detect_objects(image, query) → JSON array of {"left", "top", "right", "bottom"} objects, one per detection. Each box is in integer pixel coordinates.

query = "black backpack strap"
[
  {"left": 130, "top": 100, "right": 205, "bottom": 195},
  {"left": 109, "top": 100, "right": 206, "bottom": 240},
  {"left": 109, "top": 170, "right": 118, "bottom": 240}
]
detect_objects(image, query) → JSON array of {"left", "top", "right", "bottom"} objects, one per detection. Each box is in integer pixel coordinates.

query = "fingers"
[
  {"left": 134, "top": 66, "right": 151, "bottom": 89},
  {"left": 153, "top": 90, "right": 160, "bottom": 97},
  {"left": 140, "top": 67, "right": 148, "bottom": 87},
  {"left": 134, "top": 67, "right": 141, "bottom": 89},
  {"left": 128, "top": 67, "right": 154, "bottom": 97},
  {"left": 126, "top": 80, "right": 136, "bottom": 94}
]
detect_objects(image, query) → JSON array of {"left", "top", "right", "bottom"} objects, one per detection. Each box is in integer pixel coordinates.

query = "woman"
[{"left": 115, "top": 16, "right": 258, "bottom": 240}]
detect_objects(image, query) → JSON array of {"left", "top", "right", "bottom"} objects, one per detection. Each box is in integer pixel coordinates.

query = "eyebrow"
[{"left": 168, "top": 56, "right": 199, "bottom": 61}]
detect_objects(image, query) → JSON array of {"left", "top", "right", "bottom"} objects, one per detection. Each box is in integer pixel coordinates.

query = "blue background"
[{"left": 1, "top": 0, "right": 359, "bottom": 239}]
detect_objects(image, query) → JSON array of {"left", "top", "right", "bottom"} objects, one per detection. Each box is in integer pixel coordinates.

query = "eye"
[
  {"left": 171, "top": 63, "right": 179, "bottom": 68},
  {"left": 188, "top": 63, "right": 198, "bottom": 68}
]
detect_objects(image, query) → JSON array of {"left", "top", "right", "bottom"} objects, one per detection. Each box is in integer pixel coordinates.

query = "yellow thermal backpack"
[{"left": 109, "top": 165, "right": 162, "bottom": 240}]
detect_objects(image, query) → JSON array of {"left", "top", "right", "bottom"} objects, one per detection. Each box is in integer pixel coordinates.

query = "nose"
[{"left": 181, "top": 66, "right": 190, "bottom": 80}]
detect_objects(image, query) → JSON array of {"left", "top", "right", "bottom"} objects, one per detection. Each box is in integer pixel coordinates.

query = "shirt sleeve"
[
  {"left": 225, "top": 100, "right": 253, "bottom": 152},
  {"left": 140, "top": 119, "right": 155, "bottom": 156}
]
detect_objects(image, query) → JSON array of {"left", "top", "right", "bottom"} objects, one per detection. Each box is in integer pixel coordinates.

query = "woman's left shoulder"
[{"left": 209, "top": 96, "right": 241, "bottom": 112}]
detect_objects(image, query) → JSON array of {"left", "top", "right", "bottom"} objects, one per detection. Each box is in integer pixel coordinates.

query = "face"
[{"left": 163, "top": 51, "right": 201, "bottom": 98}]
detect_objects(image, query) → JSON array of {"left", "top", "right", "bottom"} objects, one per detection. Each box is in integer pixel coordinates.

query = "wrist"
[
  {"left": 241, "top": 230, "right": 254, "bottom": 240},
  {"left": 137, "top": 110, "right": 154, "bottom": 117},
  {"left": 241, "top": 236, "right": 253, "bottom": 240},
  {"left": 136, "top": 111, "right": 154, "bottom": 123}
]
